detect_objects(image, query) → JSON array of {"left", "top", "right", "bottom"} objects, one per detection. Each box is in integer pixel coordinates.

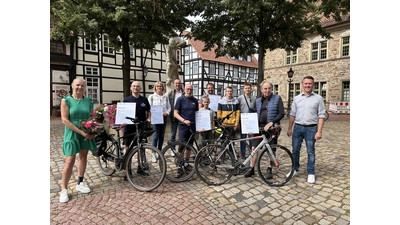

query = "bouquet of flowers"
[
  {"left": 79, "top": 118, "right": 104, "bottom": 137},
  {"left": 93, "top": 104, "right": 106, "bottom": 123},
  {"left": 105, "top": 104, "right": 117, "bottom": 125}
]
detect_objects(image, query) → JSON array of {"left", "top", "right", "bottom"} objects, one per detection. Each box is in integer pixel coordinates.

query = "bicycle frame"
[{"left": 215, "top": 130, "right": 279, "bottom": 168}]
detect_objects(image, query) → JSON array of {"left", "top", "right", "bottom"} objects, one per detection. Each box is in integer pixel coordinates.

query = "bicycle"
[
  {"left": 161, "top": 123, "right": 202, "bottom": 182},
  {"left": 284, "top": 108, "right": 329, "bottom": 121},
  {"left": 95, "top": 116, "right": 166, "bottom": 192},
  {"left": 194, "top": 124, "right": 295, "bottom": 186}
]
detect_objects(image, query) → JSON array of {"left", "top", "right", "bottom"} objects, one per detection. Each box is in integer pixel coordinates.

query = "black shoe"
[
  {"left": 123, "top": 171, "right": 134, "bottom": 181},
  {"left": 136, "top": 169, "right": 149, "bottom": 177},
  {"left": 266, "top": 167, "right": 273, "bottom": 179},
  {"left": 244, "top": 167, "right": 255, "bottom": 178},
  {"left": 175, "top": 168, "right": 184, "bottom": 178}
]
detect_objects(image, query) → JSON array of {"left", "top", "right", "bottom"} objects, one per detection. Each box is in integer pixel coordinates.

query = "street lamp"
[{"left": 287, "top": 68, "right": 294, "bottom": 115}]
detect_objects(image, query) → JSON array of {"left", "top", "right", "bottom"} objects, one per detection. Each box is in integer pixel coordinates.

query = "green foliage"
[{"left": 50, "top": 0, "right": 198, "bottom": 96}]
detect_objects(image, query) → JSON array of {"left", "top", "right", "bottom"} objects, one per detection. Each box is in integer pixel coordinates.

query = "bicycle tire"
[
  {"left": 97, "top": 135, "right": 118, "bottom": 176},
  {"left": 256, "top": 144, "right": 294, "bottom": 187},
  {"left": 161, "top": 141, "right": 197, "bottom": 182},
  {"left": 125, "top": 145, "right": 166, "bottom": 192},
  {"left": 194, "top": 144, "right": 235, "bottom": 185}
]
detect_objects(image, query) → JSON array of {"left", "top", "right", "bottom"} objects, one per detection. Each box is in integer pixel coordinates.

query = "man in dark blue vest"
[{"left": 244, "top": 81, "right": 284, "bottom": 178}]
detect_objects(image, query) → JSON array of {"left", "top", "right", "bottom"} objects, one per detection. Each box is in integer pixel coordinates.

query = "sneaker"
[
  {"left": 170, "top": 151, "right": 175, "bottom": 157},
  {"left": 286, "top": 170, "right": 298, "bottom": 178},
  {"left": 175, "top": 168, "right": 184, "bottom": 178},
  {"left": 137, "top": 169, "right": 149, "bottom": 177},
  {"left": 184, "top": 164, "right": 193, "bottom": 172},
  {"left": 266, "top": 167, "right": 273, "bottom": 179},
  {"left": 76, "top": 182, "right": 91, "bottom": 193},
  {"left": 152, "top": 153, "right": 157, "bottom": 163},
  {"left": 244, "top": 167, "right": 255, "bottom": 178},
  {"left": 59, "top": 189, "right": 69, "bottom": 203},
  {"left": 307, "top": 174, "right": 315, "bottom": 184}
]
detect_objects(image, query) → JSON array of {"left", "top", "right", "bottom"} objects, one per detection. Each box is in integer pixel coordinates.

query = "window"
[
  {"left": 342, "top": 81, "right": 350, "bottom": 101},
  {"left": 311, "top": 41, "right": 327, "bottom": 61},
  {"left": 247, "top": 55, "right": 252, "bottom": 62},
  {"left": 185, "top": 63, "right": 190, "bottom": 75},
  {"left": 313, "top": 82, "right": 327, "bottom": 99},
  {"left": 84, "top": 37, "right": 97, "bottom": 51},
  {"left": 184, "top": 48, "right": 189, "bottom": 56},
  {"left": 286, "top": 50, "right": 297, "bottom": 65},
  {"left": 289, "top": 83, "right": 301, "bottom": 100},
  {"left": 86, "top": 78, "right": 100, "bottom": 104},
  {"left": 273, "top": 85, "right": 279, "bottom": 95},
  {"left": 240, "top": 69, "right": 246, "bottom": 78},
  {"left": 129, "top": 43, "right": 135, "bottom": 58},
  {"left": 233, "top": 86, "right": 238, "bottom": 97},
  {"left": 218, "top": 64, "right": 224, "bottom": 76},
  {"left": 50, "top": 41, "right": 65, "bottom": 54},
  {"left": 103, "top": 34, "right": 114, "bottom": 54},
  {"left": 85, "top": 67, "right": 99, "bottom": 76},
  {"left": 217, "top": 84, "right": 224, "bottom": 95},
  {"left": 341, "top": 36, "right": 350, "bottom": 57},
  {"left": 233, "top": 67, "right": 239, "bottom": 78},
  {"left": 210, "top": 63, "right": 216, "bottom": 75},
  {"left": 176, "top": 50, "right": 181, "bottom": 65},
  {"left": 193, "top": 84, "right": 199, "bottom": 96},
  {"left": 193, "top": 62, "right": 199, "bottom": 74}
]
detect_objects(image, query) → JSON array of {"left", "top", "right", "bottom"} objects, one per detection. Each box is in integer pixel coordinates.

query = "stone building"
[{"left": 263, "top": 14, "right": 350, "bottom": 113}]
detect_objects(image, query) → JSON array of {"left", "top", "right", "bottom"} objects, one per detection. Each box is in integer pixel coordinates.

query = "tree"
[
  {"left": 187, "top": 0, "right": 349, "bottom": 96},
  {"left": 50, "top": 0, "right": 196, "bottom": 97}
]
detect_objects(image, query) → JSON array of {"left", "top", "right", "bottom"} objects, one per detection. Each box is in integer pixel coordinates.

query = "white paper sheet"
[
  {"left": 115, "top": 102, "right": 136, "bottom": 124},
  {"left": 150, "top": 105, "right": 164, "bottom": 124},
  {"left": 240, "top": 113, "right": 259, "bottom": 134},
  {"left": 195, "top": 110, "right": 212, "bottom": 131},
  {"left": 208, "top": 95, "right": 220, "bottom": 112}
]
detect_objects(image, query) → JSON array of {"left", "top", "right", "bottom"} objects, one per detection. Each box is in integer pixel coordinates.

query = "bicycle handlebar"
[
  {"left": 125, "top": 116, "right": 148, "bottom": 125},
  {"left": 214, "top": 110, "right": 234, "bottom": 126}
]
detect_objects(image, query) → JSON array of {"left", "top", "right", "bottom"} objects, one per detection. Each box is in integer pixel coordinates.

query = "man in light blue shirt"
[{"left": 287, "top": 76, "right": 326, "bottom": 184}]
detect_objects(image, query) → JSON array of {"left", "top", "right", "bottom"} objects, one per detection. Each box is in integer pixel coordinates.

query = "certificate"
[
  {"left": 115, "top": 102, "right": 136, "bottom": 124},
  {"left": 208, "top": 95, "right": 220, "bottom": 112},
  {"left": 195, "top": 110, "right": 211, "bottom": 131},
  {"left": 240, "top": 113, "right": 259, "bottom": 134},
  {"left": 150, "top": 105, "right": 164, "bottom": 124}
]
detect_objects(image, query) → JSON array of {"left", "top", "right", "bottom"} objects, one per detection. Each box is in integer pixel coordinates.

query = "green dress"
[{"left": 62, "top": 96, "right": 97, "bottom": 156}]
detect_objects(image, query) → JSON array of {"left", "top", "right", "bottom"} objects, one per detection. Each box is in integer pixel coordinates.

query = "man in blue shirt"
[
  {"left": 287, "top": 76, "right": 326, "bottom": 184},
  {"left": 173, "top": 83, "right": 199, "bottom": 178}
]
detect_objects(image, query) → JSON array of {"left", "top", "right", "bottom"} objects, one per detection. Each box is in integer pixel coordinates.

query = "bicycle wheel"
[
  {"left": 125, "top": 145, "right": 166, "bottom": 192},
  {"left": 325, "top": 111, "right": 329, "bottom": 121},
  {"left": 194, "top": 144, "right": 235, "bottom": 185},
  {"left": 97, "top": 135, "right": 118, "bottom": 176},
  {"left": 256, "top": 144, "right": 294, "bottom": 187},
  {"left": 161, "top": 141, "right": 197, "bottom": 182}
]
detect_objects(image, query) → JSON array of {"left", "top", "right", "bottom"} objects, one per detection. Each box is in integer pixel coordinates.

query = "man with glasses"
[
  {"left": 244, "top": 81, "right": 284, "bottom": 178},
  {"left": 173, "top": 84, "right": 199, "bottom": 178}
]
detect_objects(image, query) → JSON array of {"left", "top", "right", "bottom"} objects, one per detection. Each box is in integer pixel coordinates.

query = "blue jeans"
[
  {"left": 169, "top": 118, "right": 179, "bottom": 143},
  {"left": 240, "top": 133, "right": 253, "bottom": 158},
  {"left": 151, "top": 117, "right": 167, "bottom": 150},
  {"left": 292, "top": 124, "right": 317, "bottom": 175}
]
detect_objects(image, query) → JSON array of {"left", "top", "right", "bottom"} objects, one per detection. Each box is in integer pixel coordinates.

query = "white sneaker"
[
  {"left": 152, "top": 153, "right": 157, "bottom": 163},
  {"left": 76, "top": 182, "right": 91, "bottom": 193},
  {"left": 170, "top": 151, "right": 175, "bottom": 157},
  {"left": 59, "top": 189, "right": 69, "bottom": 203},
  {"left": 308, "top": 174, "right": 315, "bottom": 184},
  {"left": 286, "top": 170, "right": 298, "bottom": 178}
]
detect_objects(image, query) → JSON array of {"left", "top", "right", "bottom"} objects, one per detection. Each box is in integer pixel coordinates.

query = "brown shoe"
[
  {"left": 175, "top": 168, "right": 184, "bottom": 178},
  {"left": 184, "top": 164, "right": 193, "bottom": 172}
]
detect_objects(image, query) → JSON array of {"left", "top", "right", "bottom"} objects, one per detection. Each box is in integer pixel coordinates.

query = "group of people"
[{"left": 58, "top": 76, "right": 326, "bottom": 203}]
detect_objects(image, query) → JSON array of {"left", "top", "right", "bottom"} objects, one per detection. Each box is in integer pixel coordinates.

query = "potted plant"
[{"left": 53, "top": 89, "right": 69, "bottom": 117}]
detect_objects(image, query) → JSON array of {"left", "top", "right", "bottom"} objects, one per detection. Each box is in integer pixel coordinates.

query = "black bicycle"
[{"left": 94, "top": 117, "right": 166, "bottom": 192}]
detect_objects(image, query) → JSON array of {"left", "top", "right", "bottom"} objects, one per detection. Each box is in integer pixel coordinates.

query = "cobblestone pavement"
[{"left": 50, "top": 115, "right": 350, "bottom": 225}]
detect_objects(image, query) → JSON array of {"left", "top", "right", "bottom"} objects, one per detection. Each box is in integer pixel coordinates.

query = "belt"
[{"left": 295, "top": 123, "right": 317, "bottom": 127}]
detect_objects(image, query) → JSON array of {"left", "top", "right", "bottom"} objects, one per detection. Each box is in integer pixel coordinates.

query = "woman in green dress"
[{"left": 59, "top": 78, "right": 97, "bottom": 203}]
